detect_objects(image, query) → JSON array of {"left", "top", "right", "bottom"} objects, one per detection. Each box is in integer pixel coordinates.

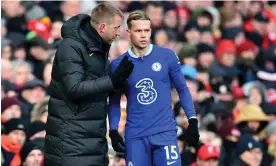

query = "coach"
[{"left": 44, "top": 2, "right": 133, "bottom": 166}]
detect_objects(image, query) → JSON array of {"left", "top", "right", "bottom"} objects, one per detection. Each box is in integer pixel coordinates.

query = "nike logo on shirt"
[{"left": 167, "top": 161, "right": 176, "bottom": 165}]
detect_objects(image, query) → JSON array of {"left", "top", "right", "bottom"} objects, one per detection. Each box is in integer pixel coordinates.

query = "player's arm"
[
  {"left": 168, "top": 50, "right": 200, "bottom": 147},
  {"left": 108, "top": 59, "right": 123, "bottom": 131},
  {"left": 107, "top": 59, "right": 126, "bottom": 152},
  {"left": 57, "top": 43, "right": 114, "bottom": 101},
  {"left": 168, "top": 51, "right": 196, "bottom": 119},
  {"left": 108, "top": 90, "right": 122, "bottom": 131}
]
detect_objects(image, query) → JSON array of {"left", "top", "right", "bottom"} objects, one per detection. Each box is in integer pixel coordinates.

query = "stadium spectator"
[{"left": 1, "top": 118, "right": 27, "bottom": 166}]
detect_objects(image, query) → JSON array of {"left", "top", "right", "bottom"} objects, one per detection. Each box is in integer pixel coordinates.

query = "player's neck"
[{"left": 131, "top": 44, "right": 150, "bottom": 57}]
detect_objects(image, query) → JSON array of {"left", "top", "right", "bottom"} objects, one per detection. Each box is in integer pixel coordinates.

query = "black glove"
[
  {"left": 184, "top": 118, "right": 200, "bottom": 148},
  {"left": 109, "top": 130, "right": 125, "bottom": 152},
  {"left": 110, "top": 56, "right": 134, "bottom": 89}
]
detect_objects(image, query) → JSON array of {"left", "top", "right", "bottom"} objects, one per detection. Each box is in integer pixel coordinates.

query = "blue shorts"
[{"left": 125, "top": 130, "right": 181, "bottom": 166}]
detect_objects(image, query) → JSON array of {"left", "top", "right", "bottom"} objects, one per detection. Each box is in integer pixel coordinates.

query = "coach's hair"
[
  {"left": 127, "top": 11, "right": 151, "bottom": 29},
  {"left": 90, "top": 2, "right": 124, "bottom": 26}
]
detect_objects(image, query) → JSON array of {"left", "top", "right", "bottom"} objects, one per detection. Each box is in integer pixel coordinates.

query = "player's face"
[{"left": 128, "top": 20, "right": 151, "bottom": 49}]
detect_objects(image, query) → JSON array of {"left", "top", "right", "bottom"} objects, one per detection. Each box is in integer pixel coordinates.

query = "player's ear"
[{"left": 126, "top": 29, "right": 131, "bottom": 41}]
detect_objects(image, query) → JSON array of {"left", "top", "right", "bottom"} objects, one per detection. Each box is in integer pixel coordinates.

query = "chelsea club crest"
[{"left": 152, "top": 62, "right": 162, "bottom": 72}]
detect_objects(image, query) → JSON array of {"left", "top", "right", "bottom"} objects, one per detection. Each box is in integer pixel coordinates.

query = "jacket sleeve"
[{"left": 57, "top": 43, "right": 114, "bottom": 101}]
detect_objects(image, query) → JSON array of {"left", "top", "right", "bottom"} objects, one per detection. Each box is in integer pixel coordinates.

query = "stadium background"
[{"left": 1, "top": 1, "right": 276, "bottom": 166}]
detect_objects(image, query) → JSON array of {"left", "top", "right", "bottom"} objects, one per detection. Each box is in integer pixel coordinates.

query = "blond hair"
[{"left": 127, "top": 11, "right": 150, "bottom": 29}]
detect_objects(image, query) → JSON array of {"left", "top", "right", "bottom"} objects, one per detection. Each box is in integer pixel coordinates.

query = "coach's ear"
[{"left": 99, "top": 22, "right": 107, "bottom": 33}]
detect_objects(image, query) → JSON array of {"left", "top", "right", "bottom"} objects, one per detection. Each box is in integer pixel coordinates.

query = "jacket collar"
[{"left": 80, "top": 21, "right": 111, "bottom": 53}]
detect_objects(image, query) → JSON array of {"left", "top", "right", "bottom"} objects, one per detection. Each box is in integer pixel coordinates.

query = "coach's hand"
[
  {"left": 184, "top": 118, "right": 200, "bottom": 148},
  {"left": 109, "top": 130, "right": 126, "bottom": 152},
  {"left": 110, "top": 56, "right": 134, "bottom": 89}
]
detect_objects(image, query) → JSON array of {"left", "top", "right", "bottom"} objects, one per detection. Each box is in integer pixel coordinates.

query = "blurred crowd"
[{"left": 1, "top": 1, "right": 276, "bottom": 166}]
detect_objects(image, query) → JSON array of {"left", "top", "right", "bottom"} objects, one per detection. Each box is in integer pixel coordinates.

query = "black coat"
[{"left": 44, "top": 14, "right": 114, "bottom": 166}]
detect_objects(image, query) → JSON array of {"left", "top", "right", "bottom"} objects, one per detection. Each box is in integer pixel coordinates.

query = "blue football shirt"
[{"left": 108, "top": 44, "right": 196, "bottom": 139}]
